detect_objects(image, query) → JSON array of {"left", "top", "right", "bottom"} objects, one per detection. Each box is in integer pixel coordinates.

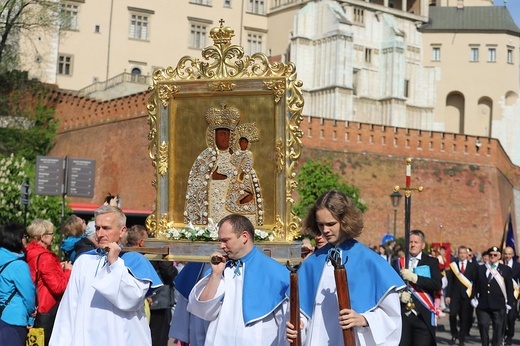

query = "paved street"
[{"left": 435, "top": 312, "right": 520, "bottom": 345}]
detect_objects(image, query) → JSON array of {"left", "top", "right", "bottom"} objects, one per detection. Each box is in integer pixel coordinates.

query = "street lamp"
[{"left": 390, "top": 191, "right": 403, "bottom": 239}]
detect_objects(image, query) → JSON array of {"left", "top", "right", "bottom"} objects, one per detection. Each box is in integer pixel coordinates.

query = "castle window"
[
  {"left": 432, "top": 47, "right": 440, "bottom": 61},
  {"left": 130, "top": 14, "right": 148, "bottom": 40},
  {"left": 487, "top": 47, "right": 496, "bottom": 62},
  {"left": 469, "top": 47, "right": 479, "bottom": 62},
  {"left": 61, "top": 3, "right": 79, "bottom": 30},
  {"left": 365, "top": 48, "right": 372, "bottom": 63},
  {"left": 353, "top": 8, "right": 364, "bottom": 25},
  {"left": 248, "top": 0, "right": 265, "bottom": 15},
  {"left": 190, "top": 23, "right": 208, "bottom": 49},
  {"left": 247, "top": 32, "right": 263, "bottom": 55},
  {"left": 58, "top": 55, "right": 73, "bottom": 75},
  {"left": 507, "top": 47, "right": 513, "bottom": 64}
]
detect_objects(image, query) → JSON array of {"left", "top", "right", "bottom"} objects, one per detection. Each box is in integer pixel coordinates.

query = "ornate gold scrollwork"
[
  {"left": 158, "top": 85, "right": 179, "bottom": 107},
  {"left": 145, "top": 214, "right": 157, "bottom": 237},
  {"left": 208, "top": 81, "right": 236, "bottom": 91},
  {"left": 264, "top": 80, "right": 286, "bottom": 103},
  {"left": 275, "top": 140, "right": 284, "bottom": 174},
  {"left": 158, "top": 141, "right": 168, "bottom": 176},
  {"left": 272, "top": 215, "right": 284, "bottom": 240}
]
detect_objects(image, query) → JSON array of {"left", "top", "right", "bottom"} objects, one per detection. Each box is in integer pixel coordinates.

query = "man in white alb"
[
  {"left": 49, "top": 206, "right": 162, "bottom": 346},
  {"left": 187, "top": 214, "right": 289, "bottom": 346}
]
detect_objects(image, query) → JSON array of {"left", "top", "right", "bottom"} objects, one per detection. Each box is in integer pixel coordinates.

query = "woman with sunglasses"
[{"left": 25, "top": 219, "right": 72, "bottom": 346}]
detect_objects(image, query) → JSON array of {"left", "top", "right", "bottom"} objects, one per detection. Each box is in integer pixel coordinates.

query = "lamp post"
[{"left": 390, "top": 191, "right": 403, "bottom": 239}]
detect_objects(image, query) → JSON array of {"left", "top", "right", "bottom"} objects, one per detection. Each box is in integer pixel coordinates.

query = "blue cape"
[
  {"left": 85, "top": 248, "right": 163, "bottom": 296},
  {"left": 174, "top": 262, "right": 208, "bottom": 299},
  {"left": 199, "top": 246, "right": 289, "bottom": 325},
  {"left": 297, "top": 239, "right": 405, "bottom": 318}
]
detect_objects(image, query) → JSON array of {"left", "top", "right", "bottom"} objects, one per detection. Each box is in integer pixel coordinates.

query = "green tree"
[
  {"left": 0, "top": 0, "right": 62, "bottom": 71},
  {"left": 0, "top": 71, "right": 58, "bottom": 160},
  {"left": 294, "top": 159, "right": 368, "bottom": 218},
  {"left": 0, "top": 71, "right": 66, "bottom": 236}
]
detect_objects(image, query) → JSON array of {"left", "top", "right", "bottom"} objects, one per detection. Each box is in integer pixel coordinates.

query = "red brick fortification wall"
[
  {"left": 300, "top": 148, "right": 509, "bottom": 253},
  {"left": 48, "top": 91, "right": 154, "bottom": 211},
  {"left": 300, "top": 117, "right": 520, "bottom": 253}
]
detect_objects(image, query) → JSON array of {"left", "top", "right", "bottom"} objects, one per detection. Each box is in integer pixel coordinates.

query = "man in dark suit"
[
  {"left": 475, "top": 246, "right": 514, "bottom": 346},
  {"left": 397, "top": 229, "right": 443, "bottom": 346},
  {"left": 503, "top": 246, "right": 520, "bottom": 345},
  {"left": 445, "top": 246, "right": 478, "bottom": 346}
]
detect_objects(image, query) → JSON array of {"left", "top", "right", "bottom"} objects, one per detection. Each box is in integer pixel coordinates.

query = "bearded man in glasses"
[{"left": 474, "top": 246, "right": 514, "bottom": 346}]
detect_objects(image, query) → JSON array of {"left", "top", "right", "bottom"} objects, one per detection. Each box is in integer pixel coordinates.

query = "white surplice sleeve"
[
  {"left": 91, "top": 257, "right": 150, "bottom": 311},
  {"left": 359, "top": 291, "right": 402, "bottom": 345},
  {"left": 186, "top": 275, "right": 225, "bottom": 321}
]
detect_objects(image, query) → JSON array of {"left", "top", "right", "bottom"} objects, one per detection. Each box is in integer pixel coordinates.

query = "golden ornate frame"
[{"left": 145, "top": 21, "right": 304, "bottom": 243}]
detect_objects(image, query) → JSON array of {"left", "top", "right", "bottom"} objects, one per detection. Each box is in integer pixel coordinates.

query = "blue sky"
[{"left": 495, "top": 0, "right": 520, "bottom": 26}]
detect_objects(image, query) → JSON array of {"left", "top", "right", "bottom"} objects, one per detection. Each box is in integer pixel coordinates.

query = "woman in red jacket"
[{"left": 25, "top": 219, "right": 72, "bottom": 346}]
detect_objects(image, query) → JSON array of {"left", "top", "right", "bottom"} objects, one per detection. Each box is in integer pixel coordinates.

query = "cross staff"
[{"left": 393, "top": 158, "right": 423, "bottom": 269}]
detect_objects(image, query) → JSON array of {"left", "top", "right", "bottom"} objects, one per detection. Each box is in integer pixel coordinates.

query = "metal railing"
[{"left": 78, "top": 72, "right": 151, "bottom": 97}]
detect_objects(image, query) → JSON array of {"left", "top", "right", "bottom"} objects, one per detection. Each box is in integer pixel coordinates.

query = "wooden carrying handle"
[
  {"left": 334, "top": 267, "right": 356, "bottom": 346},
  {"left": 289, "top": 271, "right": 302, "bottom": 346},
  {"left": 210, "top": 254, "right": 229, "bottom": 265}
]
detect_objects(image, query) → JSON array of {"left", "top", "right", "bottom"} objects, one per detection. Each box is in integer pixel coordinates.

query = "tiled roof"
[{"left": 419, "top": 6, "right": 520, "bottom": 36}]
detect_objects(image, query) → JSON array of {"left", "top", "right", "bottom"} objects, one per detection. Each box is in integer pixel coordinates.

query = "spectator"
[
  {"left": 73, "top": 221, "right": 98, "bottom": 258},
  {"left": 60, "top": 215, "right": 86, "bottom": 263},
  {"left": 0, "top": 224, "right": 36, "bottom": 346},
  {"left": 25, "top": 219, "right": 72, "bottom": 346},
  {"left": 300, "top": 233, "right": 327, "bottom": 259}
]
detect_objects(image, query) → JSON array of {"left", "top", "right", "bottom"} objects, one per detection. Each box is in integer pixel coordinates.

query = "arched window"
[
  {"left": 446, "top": 92, "right": 465, "bottom": 134},
  {"left": 477, "top": 97, "right": 493, "bottom": 137},
  {"left": 505, "top": 91, "right": 518, "bottom": 106},
  {"left": 131, "top": 67, "right": 142, "bottom": 75}
]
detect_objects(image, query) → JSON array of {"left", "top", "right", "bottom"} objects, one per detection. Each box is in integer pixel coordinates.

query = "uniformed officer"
[{"left": 474, "top": 246, "right": 514, "bottom": 346}]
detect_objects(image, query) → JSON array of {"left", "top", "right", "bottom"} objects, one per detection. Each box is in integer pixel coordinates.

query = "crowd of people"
[{"left": 0, "top": 189, "right": 519, "bottom": 346}]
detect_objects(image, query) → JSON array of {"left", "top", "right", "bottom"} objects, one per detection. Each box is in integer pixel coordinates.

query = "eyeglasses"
[{"left": 490, "top": 253, "right": 500, "bottom": 257}]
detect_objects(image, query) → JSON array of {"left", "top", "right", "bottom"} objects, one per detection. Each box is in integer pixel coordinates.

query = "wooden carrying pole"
[
  {"left": 330, "top": 253, "right": 356, "bottom": 346},
  {"left": 286, "top": 262, "right": 302, "bottom": 346}
]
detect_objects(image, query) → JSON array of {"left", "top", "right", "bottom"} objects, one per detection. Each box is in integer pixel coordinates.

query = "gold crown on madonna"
[
  {"left": 205, "top": 102, "right": 240, "bottom": 130},
  {"left": 236, "top": 123, "right": 259, "bottom": 142},
  {"left": 210, "top": 20, "right": 234, "bottom": 45}
]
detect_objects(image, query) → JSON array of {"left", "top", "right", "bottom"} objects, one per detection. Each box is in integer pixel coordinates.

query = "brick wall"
[{"left": 48, "top": 92, "right": 520, "bottom": 254}]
